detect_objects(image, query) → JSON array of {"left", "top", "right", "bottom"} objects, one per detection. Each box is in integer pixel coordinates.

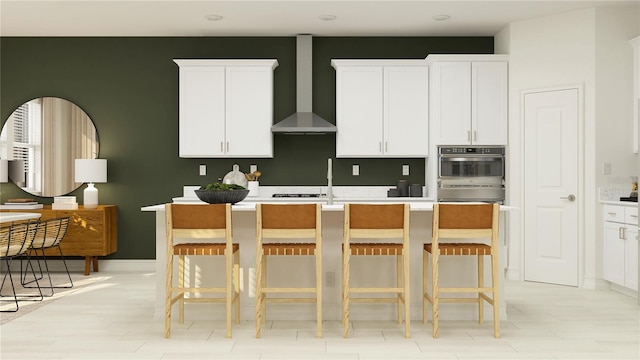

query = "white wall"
[{"left": 495, "top": 5, "right": 639, "bottom": 287}]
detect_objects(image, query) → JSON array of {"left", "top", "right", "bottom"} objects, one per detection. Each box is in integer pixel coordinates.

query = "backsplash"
[{"left": 599, "top": 186, "right": 633, "bottom": 201}]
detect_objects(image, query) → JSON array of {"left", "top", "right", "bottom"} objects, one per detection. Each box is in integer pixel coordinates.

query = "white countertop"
[
  {"left": 600, "top": 200, "right": 638, "bottom": 207},
  {"left": 142, "top": 185, "right": 517, "bottom": 212}
]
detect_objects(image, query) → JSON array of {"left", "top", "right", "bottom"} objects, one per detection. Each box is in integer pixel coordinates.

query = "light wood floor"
[{"left": 1, "top": 271, "right": 638, "bottom": 359}]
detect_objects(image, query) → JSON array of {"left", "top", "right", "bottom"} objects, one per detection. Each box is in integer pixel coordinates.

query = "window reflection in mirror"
[{"left": 0, "top": 97, "right": 99, "bottom": 197}]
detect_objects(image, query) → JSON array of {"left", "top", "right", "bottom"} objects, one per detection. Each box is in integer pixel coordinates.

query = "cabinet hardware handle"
[
  {"left": 473, "top": 131, "right": 477, "bottom": 141},
  {"left": 623, "top": 227, "right": 627, "bottom": 240},
  {"left": 379, "top": 142, "right": 382, "bottom": 153},
  {"left": 385, "top": 142, "right": 388, "bottom": 152},
  {"left": 630, "top": 214, "right": 638, "bottom": 218},
  {"left": 220, "top": 142, "right": 224, "bottom": 152},
  {"left": 608, "top": 212, "right": 617, "bottom": 215},
  {"left": 226, "top": 142, "right": 229, "bottom": 152},
  {"left": 619, "top": 227, "right": 624, "bottom": 239}
]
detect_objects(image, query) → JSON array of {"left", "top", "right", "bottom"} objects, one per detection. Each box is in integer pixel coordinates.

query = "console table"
[{"left": 1, "top": 205, "right": 117, "bottom": 275}]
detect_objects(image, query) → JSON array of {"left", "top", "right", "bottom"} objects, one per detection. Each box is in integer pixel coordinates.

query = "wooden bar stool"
[
  {"left": 255, "top": 203, "right": 322, "bottom": 338},
  {"left": 423, "top": 202, "right": 500, "bottom": 338},
  {"left": 164, "top": 203, "right": 239, "bottom": 338},
  {"left": 342, "top": 203, "right": 410, "bottom": 338}
]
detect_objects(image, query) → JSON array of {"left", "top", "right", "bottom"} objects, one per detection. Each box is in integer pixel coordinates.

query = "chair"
[
  {"left": 164, "top": 203, "right": 239, "bottom": 338},
  {"left": 255, "top": 203, "right": 322, "bottom": 338},
  {"left": 0, "top": 220, "right": 42, "bottom": 312},
  {"left": 423, "top": 203, "right": 500, "bottom": 338},
  {"left": 21, "top": 217, "right": 73, "bottom": 296},
  {"left": 342, "top": 203, "right": 410, "bottom": 338}
]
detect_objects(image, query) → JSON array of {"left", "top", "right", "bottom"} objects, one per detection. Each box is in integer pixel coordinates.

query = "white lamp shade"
[
  {"left": 75, "top": 159, "right": 107, "bottom": 183},
  {"left": 0, "top": 159, "right": 7, "bottom": 183}
]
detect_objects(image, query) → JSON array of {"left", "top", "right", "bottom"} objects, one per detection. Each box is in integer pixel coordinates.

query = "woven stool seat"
[
  {"left": 173, "top": 243, "right": 239, "bottom": 256},
  {"left": 424, "top": 243, "right": 492, "bottom": 256},
  {"left": 348, "top": 243, "right": 403, "bottom": 256},
  {"left": 262, "top": 243, "right": 316, "bottom": 256}
]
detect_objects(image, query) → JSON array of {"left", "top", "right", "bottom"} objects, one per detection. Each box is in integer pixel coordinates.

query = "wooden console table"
[{"left": 1, "top": 205, "right": 117, "bottom": 275}]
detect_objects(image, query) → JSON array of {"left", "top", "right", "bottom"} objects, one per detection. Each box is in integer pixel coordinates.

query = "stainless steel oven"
[{"left": 437, "top": 146, "right": 505, "bottom": 202}]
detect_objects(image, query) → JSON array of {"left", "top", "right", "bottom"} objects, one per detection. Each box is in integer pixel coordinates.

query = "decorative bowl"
[{"left": 194, "top": 189, "right": 250, "bottom": 204}]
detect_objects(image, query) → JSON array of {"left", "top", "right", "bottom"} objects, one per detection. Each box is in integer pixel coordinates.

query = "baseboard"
[
  {"left": 506, "top": 268, "right": 520, "bottom": 281},
  {"left": 2, "top": 259, "right": 156, "bottom": 273},
  {"left": 582, "top": 275, "right": 605, "bottom": 290}
]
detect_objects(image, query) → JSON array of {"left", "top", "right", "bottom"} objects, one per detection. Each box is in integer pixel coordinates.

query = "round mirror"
[{"left": 0, "top": 97, "right": 99, "bottom": 197}]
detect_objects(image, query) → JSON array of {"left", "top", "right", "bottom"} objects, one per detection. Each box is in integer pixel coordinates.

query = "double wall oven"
[{"left": 437, "top": 146, "right": 505, "bottom": 203}]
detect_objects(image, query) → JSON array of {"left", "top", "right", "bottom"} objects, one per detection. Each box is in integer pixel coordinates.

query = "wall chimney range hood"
[{"left": 271, "top": 35, "right": 337, "bottom": 134}]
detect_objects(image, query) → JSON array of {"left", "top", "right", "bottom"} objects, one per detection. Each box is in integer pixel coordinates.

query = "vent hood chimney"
[{"left": 271, "top": 35, "right": 337, "bottom": 134}]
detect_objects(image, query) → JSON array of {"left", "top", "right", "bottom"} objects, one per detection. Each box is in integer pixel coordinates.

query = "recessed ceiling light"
[
  {"left": 432, "top": 14, "right": 451, "bottom": 21},
  {"left": 205, "top": 14, "right": 223, "bottom": 21},
  {"left": 319, "top": 14, "right": 337, "bottom": 21}
]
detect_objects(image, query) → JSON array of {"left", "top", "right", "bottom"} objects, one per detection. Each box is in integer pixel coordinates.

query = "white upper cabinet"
[
  {"left": 428, "top": 55, "right": 508, "bottom": 145},
  {"left": 332, "top": 60, "right": 429, "bottom": 158},
  {"left": 174, "top": 59, "right": 278, "bottom": 158}
]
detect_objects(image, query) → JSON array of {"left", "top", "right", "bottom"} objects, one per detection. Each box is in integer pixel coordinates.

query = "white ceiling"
[{"left": 1, "top": 0, "right": 637, "bottom": 37}]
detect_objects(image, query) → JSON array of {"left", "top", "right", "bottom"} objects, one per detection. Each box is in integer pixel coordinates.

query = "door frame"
[{"left": 519, "top": 84, "right": 585, "bottom": 286}]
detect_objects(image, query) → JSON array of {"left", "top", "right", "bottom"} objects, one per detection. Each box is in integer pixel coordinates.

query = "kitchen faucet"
[{"left": 327, "top": 158, "right": 333, "bottom": 205}]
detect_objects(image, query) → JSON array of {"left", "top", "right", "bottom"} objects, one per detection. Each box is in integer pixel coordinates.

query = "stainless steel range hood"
[{"left": 271, "top": 35, "right": 337, "bottom": 134}]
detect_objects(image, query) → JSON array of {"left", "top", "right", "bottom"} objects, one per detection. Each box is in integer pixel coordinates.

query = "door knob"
[{"left": 560, "top": 194, "right": 576, "bottom": 201}]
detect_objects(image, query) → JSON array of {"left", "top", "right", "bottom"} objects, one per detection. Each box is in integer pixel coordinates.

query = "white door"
[{"left": 523, "top": 87, "right": 579, "bottom": 286}]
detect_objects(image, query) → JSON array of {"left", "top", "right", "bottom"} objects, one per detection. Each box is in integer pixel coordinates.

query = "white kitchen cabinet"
[
  {"left": 629, "top": 36, "right": 640, "bottom": 153},
  {"left": 603, "top": 204, "right": 639, "bottom": 291},
  {"left": 331, "top": 60, "right": 429, "bottom": 158},
  {"left": 174, "top": 59, "right": 278, "bottom": 158},
  {"left": 427, "top": 55, "right": 508, "bottom": 146}
]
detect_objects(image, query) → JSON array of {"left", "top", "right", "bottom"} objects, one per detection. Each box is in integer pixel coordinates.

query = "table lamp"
[
  {"left": 75, "top": 159, "right": 107, "bottom": 209},
  {"left": 0, "top": 159, "right": 7, "bottom": 183}
]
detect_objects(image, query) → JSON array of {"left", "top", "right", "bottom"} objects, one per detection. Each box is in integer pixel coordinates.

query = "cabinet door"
[
  {"left": 472, "top": 62, "right": 508, "bottom": 145},
  {"left": 383, "top": 66, "right": 429, "bottom": 157},
  {"left": 225, "top": 66, "right": 273, "bottom": 157},
  {"left": 178, "top": 66, "right": 226, "bottom": 157},
  {"left": 336, "top": 66, "right": 384, "bottom": 157},
  {"left": 431, "top": 62, "right": 472, "bottom": 145},
  {"left": 625, "top": 224, "right": 638, "bottom": 291},
  {"left": 603, "top": 221, "right": 625, "bottom": 286}
]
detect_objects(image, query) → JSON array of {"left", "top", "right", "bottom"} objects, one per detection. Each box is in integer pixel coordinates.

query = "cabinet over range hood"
[{"left": 271, "top": 35, "right": 337, "bottom": 134}]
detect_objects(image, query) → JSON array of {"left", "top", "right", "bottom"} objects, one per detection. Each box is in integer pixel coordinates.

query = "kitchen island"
[{"left": 142, "top": 188, "right": 515, "bottom": 323}]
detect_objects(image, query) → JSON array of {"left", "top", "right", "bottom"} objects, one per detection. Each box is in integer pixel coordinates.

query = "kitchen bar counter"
[{"left": 142, "top": 197, "right": 515, "bottom": 323}]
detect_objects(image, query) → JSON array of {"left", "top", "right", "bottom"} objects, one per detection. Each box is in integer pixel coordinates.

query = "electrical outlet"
[
  {"left": 402, "top": 164, "right": 409, "bottom": 176},
  {"left": 602, "top": 162, "right": 611, "bottom": 175},
  {"left": 199, "top": 164, "right": 206, "bottom": 176},
  {"left": 352, "top": 164, "right": 359, "bottom": 176},
  {"left": 250, "top": 164, "right": 258, "bottom": 173}
]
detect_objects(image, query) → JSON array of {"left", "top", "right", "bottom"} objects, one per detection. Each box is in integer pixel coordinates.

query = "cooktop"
[{"left": 272, "top": 193, "right": 325, "bottom": 198}]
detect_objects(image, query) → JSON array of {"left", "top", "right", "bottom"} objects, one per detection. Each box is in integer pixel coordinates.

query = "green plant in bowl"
[{"left": 196, "top": 182, "right": 249, "bottom": 204}]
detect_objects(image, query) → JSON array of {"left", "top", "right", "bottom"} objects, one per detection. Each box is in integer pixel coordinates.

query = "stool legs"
[
  {"left": 491, "top": 251, "right": 500, "bottom": 338},
  {"left": 315, "top": 248, "right": 323, "bottom": 338},
  {"left": 342, "top": 244, "right": 350, "bottom": 338}
]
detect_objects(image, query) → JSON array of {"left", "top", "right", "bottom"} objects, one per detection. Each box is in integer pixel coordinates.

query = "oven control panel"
[{"left": 439, "top": 146, "right": 505, "bottom": 155}]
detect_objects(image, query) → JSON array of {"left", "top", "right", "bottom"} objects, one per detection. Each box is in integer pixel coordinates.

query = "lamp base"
[{"left": 83, "top": 183, "right": 99, "bottom": 209}]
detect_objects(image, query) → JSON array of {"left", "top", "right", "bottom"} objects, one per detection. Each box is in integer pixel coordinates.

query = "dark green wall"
[{"left": 0, "top": 36, "right": 493, "bottom": 259}]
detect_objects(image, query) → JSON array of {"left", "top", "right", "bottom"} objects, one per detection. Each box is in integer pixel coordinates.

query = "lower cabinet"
[
  {"left": 2, "top": 205, "right": 117, "bottom": 275},
  {"left": 603, "top": 204, "right": 638, "bottom": 291}
]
